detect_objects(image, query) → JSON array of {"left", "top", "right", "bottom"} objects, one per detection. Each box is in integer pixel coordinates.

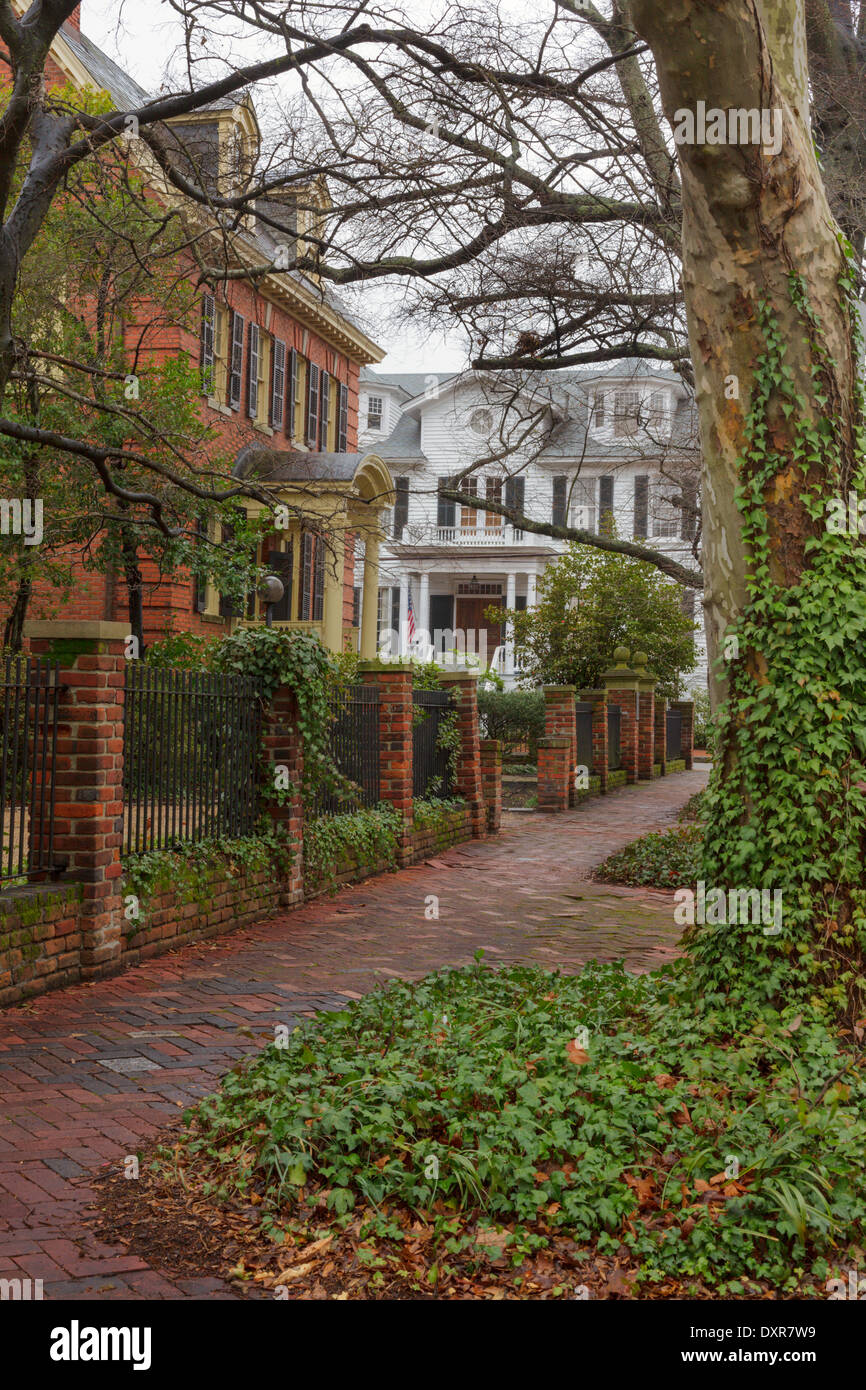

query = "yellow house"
[{"left": 229, "top": 445, "right": 395, "bottom": 657}]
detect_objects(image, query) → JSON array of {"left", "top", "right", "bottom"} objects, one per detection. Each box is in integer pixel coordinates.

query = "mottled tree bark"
[{"left": 630, "top": 0, "right": 860, "bottom": 705}]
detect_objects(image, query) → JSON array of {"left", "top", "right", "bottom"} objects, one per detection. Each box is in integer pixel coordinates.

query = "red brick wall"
[{"left": 537, "top": 736, "right": 570, "bottom": 812}]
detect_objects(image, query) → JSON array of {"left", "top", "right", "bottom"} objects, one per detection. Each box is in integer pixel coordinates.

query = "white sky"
[{"left": 82, "top": 0, "right": 467, "bottom": 375}]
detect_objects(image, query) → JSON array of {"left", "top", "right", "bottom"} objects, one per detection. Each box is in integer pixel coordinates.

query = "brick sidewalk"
[{"left": 0, "top": 768, "right": 707, "bottom": 1300}]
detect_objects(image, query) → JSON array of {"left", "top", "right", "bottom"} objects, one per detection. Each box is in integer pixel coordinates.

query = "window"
[
  {"left": 570, "top": 477, "right": 597, "bottom": 532},
  {"left": 337, "top": 381, "right": 349, "bottom": 451},
  {"left": 459, "top": 475, "right": 478, "bottom": 530},
  {"left": 650, "top": 477, "right": 679, "bottom": 537},
  {"left": 366, "top": 394, "right": 383, "bottom": 430},
  {"left": 437, "top": 477, "right": 456, "bottom": 529},
  {"left": 271, "top": 339, "right": 286, "bottom": 430},
  {"left": 306, "top": 362, "right": 320, "bottom": 445},
  {"left": 552, "top": 475, "right": 567, "bottom": 527},
  {"left": 298, "top": 533, "right": 325, "bottom": 621},
  {"left": 614, "top": 390, "right": 641, "bottom": 438},
  {"left": 485, "top": 476, "right": 503, "bottom": 528},
  {"left": 228, "top": 312, "right": 244, "bottom": 410},
  {"left": 469, "top": 407, "right": 493, "bottom": 436},
  {"left": 393, "top": 477, "right": 410, "bottom": 539},
  {"left": 648, "top": 390, "right": 667, "bottom": 430},
  {"left": 200, "top": 294, "right": 215, "bottom": 395}
]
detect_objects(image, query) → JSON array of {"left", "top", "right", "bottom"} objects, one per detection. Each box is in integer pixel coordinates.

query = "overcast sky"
[{"left": 82, "top": 0, "right": 467, "bottom": 376}]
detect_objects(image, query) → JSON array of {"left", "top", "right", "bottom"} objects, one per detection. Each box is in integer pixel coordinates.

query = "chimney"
[{"left": 67, "top": 4, "right": 82, "bottom": 29}]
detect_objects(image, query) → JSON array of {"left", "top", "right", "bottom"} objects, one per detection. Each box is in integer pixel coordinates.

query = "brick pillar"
[
  {"left": 579, "top": 688, "right": 608, "bottom": 793},
  {"left": 543, "top": 685, "right": 577, "bottom": 805},
  {"left": 479, "top": 738, "right": 502, "bottom": 834},
  {"left": 654, "top": 697, "right": 668, "bottom": 777},
  {"left": 631, "top": 651, "right": 657, "bottom": 781},
  {"left": 260, "top": 686, "right": 305, "bottom": 906},
  {"left": 438, "top": 670, "right": 485, "bottom": 838},
  {"left": 670, "top": 700, "right": 695, "bottom": 769},
  {"left": 602, "top": 647, "right": 640, "bottom": 785},
  {"left": 25, "top": 620, "right": 126, "bottom": 980},
  {"left": 537, "top": 736, "right": 570, "bottom": 811},
  {"left": 361, "top": 659, "right": 414, "bottom": 862}
]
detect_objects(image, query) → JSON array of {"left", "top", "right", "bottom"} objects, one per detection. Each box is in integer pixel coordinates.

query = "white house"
[{"left": 357, "top": 361, "right": 707, "bottom": 690}]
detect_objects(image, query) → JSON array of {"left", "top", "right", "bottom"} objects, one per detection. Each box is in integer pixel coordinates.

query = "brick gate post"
[
  {"left": 260, "top": 686, "right": 305, "bottom": 906},
  {"left": 543, "top": 685, "right": 577, "bottom": 805},
  {"left": 438, "top": 670, "right": 485, "bottom": 838},
  {"left": 360, "top": 659, "right": 414, "bottom": 863},
  {"left": 602, "top": 647, "right": 641, "bottom": 785},
  {"left": 24, "top": 620, "right": 127, "bottom": 980}
]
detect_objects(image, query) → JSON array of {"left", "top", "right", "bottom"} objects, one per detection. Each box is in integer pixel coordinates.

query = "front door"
[{"left": 455, "top": 595, "right": 504, "bottom": 666}]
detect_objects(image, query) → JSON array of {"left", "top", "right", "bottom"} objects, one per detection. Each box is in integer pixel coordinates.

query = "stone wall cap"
[
  {"left": 438, "top": 669, "right": 479, "bottom": 682},
  {"left": 359, "top": 658, "right": 413, "bottom": 672},
  {"left": 542, "top": 684, "right": 576, "bottom": 694},
  {"left": 25, "top": 620, "right": 130, "bottom": 641}
]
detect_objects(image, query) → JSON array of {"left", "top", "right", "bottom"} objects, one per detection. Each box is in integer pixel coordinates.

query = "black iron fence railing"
[
  {"left": 1, "top": 656, "right": 62, "bottom": 888},
  {"left": 666, "top": 708, "right": 682, "bottom": 762},
  {"left": 123, "top": 666, "right": 260, "bottom": 853},
  {"left": 311, "top": 683, "right": 381, "bottom": 817},
  {"left": 607, "top": 704, "right": 622, "bottom": 772},
  {"left": 575, "top": 701, "right": 593, "bottom": 773},
  {"left": 413, "top": 688, "right": 455, "bottom": 799}
]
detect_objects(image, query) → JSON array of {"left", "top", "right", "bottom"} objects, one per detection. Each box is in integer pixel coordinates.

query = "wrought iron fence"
[
  {"left": 311, "top": 683, "right": 381, "bottom": 816},
  {"left": 413, "top": 688, "right": 455, "bottom": 798},
  {"left": 607, "top": 704, "right": 622, "bottom": 771},
  {"left": 666, "top": 708, "right": 682, "bottom": 761},
  {"left": 1, "top": 656, "right": 62, "bottom": 887},
  {"left": 123, "top": 666, "right": 260, "bottom": 853},
  {"left": 575, "top": 701, "right": 593, "bottom": 773}
]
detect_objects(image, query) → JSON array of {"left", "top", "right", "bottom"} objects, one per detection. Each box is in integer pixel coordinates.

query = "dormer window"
[
  {"left": 614, "top": 390, "right": 641, "bottom": 438},
  {"left": 367, "top": 395, "right": 383, "bottom": 430},
  {"left": 592, "top": 393, "right": 606, "bottom": 428}
]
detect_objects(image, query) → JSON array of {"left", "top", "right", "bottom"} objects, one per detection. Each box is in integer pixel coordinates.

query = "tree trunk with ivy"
[{"left": 630, "top": 0, "right": 866, "bottom": 1021}]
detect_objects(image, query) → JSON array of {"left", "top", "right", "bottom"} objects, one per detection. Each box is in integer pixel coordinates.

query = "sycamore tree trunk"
[{"left": 629, "top": 0, "right": 866, "bottom": 1020}]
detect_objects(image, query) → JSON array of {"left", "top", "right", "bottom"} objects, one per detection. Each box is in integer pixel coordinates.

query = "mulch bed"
[{"left": 84, "top": 1125, "right": 800, "bottom": 1302}]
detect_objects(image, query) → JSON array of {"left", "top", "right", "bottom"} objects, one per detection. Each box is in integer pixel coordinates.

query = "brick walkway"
[{"left": 0, "top": 768, "right": 707, "bottom": 1299}]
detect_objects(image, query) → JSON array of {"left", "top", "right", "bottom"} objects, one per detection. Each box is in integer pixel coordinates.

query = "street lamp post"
[{"left": 260, "top": 574, "right": 285, "bottom": 628}]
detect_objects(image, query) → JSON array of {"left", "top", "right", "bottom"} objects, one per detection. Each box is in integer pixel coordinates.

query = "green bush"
[
  {"left": 477, "top": 689, "right": 545, "bottom": 759},
  {"left": 595, "top": 824, "right": 703, "bottom": 888}
]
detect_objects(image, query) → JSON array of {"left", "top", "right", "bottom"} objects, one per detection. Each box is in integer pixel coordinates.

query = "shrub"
[
  {"left": 594, "top": 824, "right": 702, "bottom": 888},
  {"left": 477, "top": 689, "right": 545, "bottom": 759}
]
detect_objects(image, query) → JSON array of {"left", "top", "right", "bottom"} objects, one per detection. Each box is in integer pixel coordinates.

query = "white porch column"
[
  {"left": 418, "top": 571, "right": 430, "bottom": 656},
  {"left": 526, "top": 570, "right": 538, "bottom": 609},
  {"left": 504, "top": 571, "right": 517, "bottom": 678},
  {"left": 398, "top": 572, "right": 409, "bottom": 656},
  {"left": 360, "top": 531, "right": 380, "bottom": 660}
]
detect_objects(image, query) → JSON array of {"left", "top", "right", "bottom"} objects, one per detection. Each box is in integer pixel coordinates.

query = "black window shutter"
[
  {"left": 229, "top": 312, "right": 244, "bottom": 409},
  {"left": 319, "top": 371, "right": 330, "bottom": 449},
  {"left": 633, "top": 475, "right": 648, "bottom": 537},
  {"left": 287, "top": 347, "right": 298, "bottom": 439},
  {"left": 505, "top": 476, "right": 525, "bottom": 514},
  {"left": 681, "top": 483, "right": 697, "bottom": 541},
  {"left": 437, "top": 477, "right": 456, "bottom": 528},
  {"left": 352, "top": 586, "right": 361, "bottom": 627},
  {"left": 600, "top": 475, "right": 615, "bottom": 529},
  {"left": 267, "top": 546, "right": 293, "bottom": 621},
  {"left": 200, "top": 294, "right": 215, "bottom": 395},
  {"left": 312, "top": 538, "right": 325, "bottom": 622},
  {"left": 300, "top": 532, "right": 313, "bottom": 619},
  {"left": 247, "top": 324, "right": 259, "bottom": 419},
  {"left": 394, "top": 477, "right": 410, "bottom": 539},
  {"left": 271, "top": 338, "right": 286, "bottom": 429},
  {"left": 391, "top": 586, "right": 400, "bottom": 636},
  {"left": 192, "top": 519, "right": 207, "bottom": 612},
  {"left": 306, "top": 363, "right": 319, "bottom": 445},
  {"left": 337, "top": 381, "right": 349, "bottom": 451},
  {"left": 552, "top": 475, "right": 567, "bottom": 527}
]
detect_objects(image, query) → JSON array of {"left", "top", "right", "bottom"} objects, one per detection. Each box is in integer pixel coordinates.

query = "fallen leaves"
[{"left": 566, "top": 1039, "right": 590, "bottom": 1066}]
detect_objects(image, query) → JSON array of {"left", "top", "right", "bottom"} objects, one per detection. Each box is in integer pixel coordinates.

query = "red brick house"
[{"left": 9, "top": 6, "right": 394, "bottom": 656}]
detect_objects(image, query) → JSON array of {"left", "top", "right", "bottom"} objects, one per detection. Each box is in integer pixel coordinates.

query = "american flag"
[{"left": 407, "top": 584, "right": 416, "bottom": 643}]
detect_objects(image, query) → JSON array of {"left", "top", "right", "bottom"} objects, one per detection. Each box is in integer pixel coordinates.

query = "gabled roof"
[
  {"left": 60, "top": 20, "right": 150, "bottom": 107},
  {"left": 372, "top": 412, "right": 428, "bottom": 463},
  {"left": 360, "top": 369, "right": 456, "bottom": 401}
]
